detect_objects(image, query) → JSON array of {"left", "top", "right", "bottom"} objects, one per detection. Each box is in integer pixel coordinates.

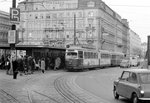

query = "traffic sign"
[{"left": 10, "top": 8, "right": 20, "bottom": 22}]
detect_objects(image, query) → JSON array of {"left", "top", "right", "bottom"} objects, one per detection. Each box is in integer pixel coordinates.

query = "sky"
[{"left": 0, "top": 0, "right": 150, "bottom": 43}]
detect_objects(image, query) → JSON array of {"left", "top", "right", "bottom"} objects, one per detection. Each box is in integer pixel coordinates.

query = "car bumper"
[{"left": 139, "top": 98, "right": 150, "bottom": 100}]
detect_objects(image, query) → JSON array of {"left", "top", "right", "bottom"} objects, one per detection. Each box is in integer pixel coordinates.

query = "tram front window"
[{"left": 66, "top": 52, "right": 77, "bottom": 59}]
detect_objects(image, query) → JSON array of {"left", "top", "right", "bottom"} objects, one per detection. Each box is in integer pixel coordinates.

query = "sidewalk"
[
  {"left": 0, "top": 69, "right": 64, "bottom": 81},
  {"left": 0, "top": 69, "right": 68, "bottom": 103}
]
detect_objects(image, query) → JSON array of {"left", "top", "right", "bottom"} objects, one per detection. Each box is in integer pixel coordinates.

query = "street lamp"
[
  {"left": 101, "top": 31, "right": 109, "bottom": 50},
  {"left": 28, "top": 32, "right": 32, "bottom": 44}
]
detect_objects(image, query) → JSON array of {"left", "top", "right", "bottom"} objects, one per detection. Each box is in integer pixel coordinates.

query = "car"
[
  {"left": 120, "top": 59, "right": 131, "bottom": 68},
  {"left": 113, "top": 69, "right": 150, "bottom": 103},
  {"left": 130, "top": 57, "right": 139, "bottom": 67}
]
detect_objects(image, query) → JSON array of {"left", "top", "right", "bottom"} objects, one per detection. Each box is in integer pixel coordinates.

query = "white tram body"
[
  {"left": 65, "top": 46, "right": 99, "bottom": 70},
  {"left": 99, "top": 50, "right": 111, "bottom": 67}
]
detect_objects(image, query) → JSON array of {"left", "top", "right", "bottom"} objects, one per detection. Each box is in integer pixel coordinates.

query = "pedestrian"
[
  {"left": 38, "top": 58, "right": 41, "bottom": 70},
  {"left": 40, "top": 58, "right": 45, "bottom": 73},
  {"left": 17, "top": 57, "right": 24, "bottom": 76},
  {"left": 1, "top": 55, "right": 5, "bottom": 69},
  {"left": 28, "top": 56, "right": 33, "bottom": 74},
  {"left": 54, "top": 56, "right": 61, "bottom": 70},
  {"left": 5, "top": 56, "right": 11, "bottom": 75},
  {"left": 23, "top": 55, "right": 28, "bottom": 75},
  {"left": 12, "top": 57, "right": 18, "bottom": 79},
  {"left": 31, "top": 57, "right": 35, "bottom": 74}
]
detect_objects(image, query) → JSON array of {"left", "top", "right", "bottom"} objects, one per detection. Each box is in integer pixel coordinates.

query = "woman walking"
[
  {"left": 40, "top": 58, "right": 45, "bottom": 73},
  {"left": 5, "top": 56, "right": 11, "bottom": 75}
]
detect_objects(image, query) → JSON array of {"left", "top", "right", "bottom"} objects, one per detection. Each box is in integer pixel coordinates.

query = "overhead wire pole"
[
  {"left": 10, "top": 0, "right": 17, "bottom": 79},
  {"left": 10, "top": 0, "right": 16, "bottom": 48},
  {"left": 74, "top": 14, "right": 76, "bottom": 45},
  {"left": 147, "top": 36, "right": 150, "bottom": 69}
]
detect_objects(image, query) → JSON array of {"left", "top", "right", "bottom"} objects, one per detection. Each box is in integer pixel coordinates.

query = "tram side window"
[
  {"left": 91, "top": 52, "right": 93, "bottom": 58},
  {"left": 84, "top": 52, "right": 88, "bottom": 59},
  {"left": 112, "top": 55, "right": 116, "bottom": 59},
  {"left": 101, "top": 54, "right": 110, "bottom": 58},
  {"left": 78, "top": 51, "right": 83, "bottom": 58},
  {"left": 87, "top": 52, "right": 91, "bottom": 58},
  {"left": 94, "top": 53, "right": 98, "bottom": 58}
]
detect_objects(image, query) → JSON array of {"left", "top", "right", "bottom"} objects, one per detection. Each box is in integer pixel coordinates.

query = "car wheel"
[
  {"left": 132, "top": 93, "right": 139, "bottom": 103},
  {"left": 113, "top": 87, "right": 119, "bottom": 99}
]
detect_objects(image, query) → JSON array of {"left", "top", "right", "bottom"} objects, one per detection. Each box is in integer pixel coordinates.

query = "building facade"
[
  {"left": 0, "top": 10, "right": 11, "bottom": 56},
  {"left": 17, "top": 0, "right": 130, "bottom": 55},
  {"left": 129, "top": 29, "right": 142, "bottom": 57},
  {"left": 141, "top": 42, "right": 147, "bottom": 58}
]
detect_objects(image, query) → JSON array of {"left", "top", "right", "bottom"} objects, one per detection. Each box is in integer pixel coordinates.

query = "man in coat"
[{"left": 12, "top": 57, "right": 18, "bottom": 79}]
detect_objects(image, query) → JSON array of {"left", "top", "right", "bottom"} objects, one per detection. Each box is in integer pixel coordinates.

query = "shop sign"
[{"left": 43, "top": 38, "right": 65, "bottom": 48}]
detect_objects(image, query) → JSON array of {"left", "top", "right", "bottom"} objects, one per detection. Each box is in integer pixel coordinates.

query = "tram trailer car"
[
  {"left": 111, "top": 52, "right": 124, "bottom": 67},
  {"left": 99, "top": 50, "right": 111, "bottom": 68}
]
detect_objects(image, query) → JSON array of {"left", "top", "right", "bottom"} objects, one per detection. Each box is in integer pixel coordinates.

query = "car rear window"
[{"left": 139, "top": 73, "right": 150, "bottom": 84}]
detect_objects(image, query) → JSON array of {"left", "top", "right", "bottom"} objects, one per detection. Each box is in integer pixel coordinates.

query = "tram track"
[
  {"left": 0, "top": 89, "right": 21, "bottom": 103},
  {"left": 54, "top": 76, "right": 87, "bottom": 103},
  {"left": 25, "top": 85, "right": 64, "bottom": 103},
  {"left": 23, "top": 73, "right": 67, "bottom": 103},
  {"left": 33, "top": 90, "right": 61, "bottom": 103}
]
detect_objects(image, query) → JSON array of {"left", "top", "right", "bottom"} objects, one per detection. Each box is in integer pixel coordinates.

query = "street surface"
[
  {"left": 76, "top": 67, "right": 140, "bottom": 103},
  {"left": 0, "top": 67, "right": 140, "bottom": 103},
  {"left": 0, "top": 70, "right": 70, "bottom": 103}
]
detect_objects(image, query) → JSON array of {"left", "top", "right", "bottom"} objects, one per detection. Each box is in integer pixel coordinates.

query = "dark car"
[{"left": 113, "top": 69, "right": 150, "bottom": 103}]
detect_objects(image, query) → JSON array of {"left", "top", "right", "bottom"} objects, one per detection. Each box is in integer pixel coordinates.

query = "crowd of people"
[{"left": 0, "top": 54, "right": 63, "bottom": 78}]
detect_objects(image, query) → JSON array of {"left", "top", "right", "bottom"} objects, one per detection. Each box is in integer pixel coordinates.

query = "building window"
[
  {"left": 78, "top": 12, "right": 83, "bottom": 18},
  {"left": 35, "top": 14, "right": 38, "bottom": 19},
  {"left": 40, "top": 14, "right": 43, "bottom": 19},
  {"left": 46, "top": 13, "right": 50, "bottom": 19},
  {"left": 88, "top": 11, "right": 94, "bottom": 17},
  {"left": 66, "top": 12, "right": 70, "bottom": 17}
]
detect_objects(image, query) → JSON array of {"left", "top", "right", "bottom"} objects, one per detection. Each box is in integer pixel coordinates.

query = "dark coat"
[
  {"left": 17, "top": 59, "right": 24, "bottom": 71},
  {"left": 12, "top": 60, "right": 18, "bottom": 72}
]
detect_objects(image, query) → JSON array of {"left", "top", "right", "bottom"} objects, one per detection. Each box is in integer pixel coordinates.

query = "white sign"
[
  {"left": 43, "top": 0, "right": 78, "bottom": 9},
  {"left": 8, "top": 30, "right": 16, "bottom": 44}
]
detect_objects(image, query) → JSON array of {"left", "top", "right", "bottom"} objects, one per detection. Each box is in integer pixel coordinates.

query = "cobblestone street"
[{"left": 0, "top": 70, "right": 70, "bottom": 103}]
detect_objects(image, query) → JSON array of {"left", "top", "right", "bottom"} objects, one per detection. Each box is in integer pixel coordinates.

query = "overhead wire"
[{"left": 109, "top": 5, "right": 150, "bottom": 8}]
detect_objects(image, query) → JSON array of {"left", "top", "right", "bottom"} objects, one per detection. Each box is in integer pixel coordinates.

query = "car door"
[
  {"left": 125, "top": 72, "right": 139, "bottom": 98},
  {"left": 117, "top": 71, "right": 130, "bottom": 97}
]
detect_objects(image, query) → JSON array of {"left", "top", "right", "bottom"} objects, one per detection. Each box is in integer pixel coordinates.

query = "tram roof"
[
  {"left": 67, "top": 45, "right": 96, "bottom": 50},
  {"left": 111, "top": 51, "right": 124, "bottom": 55}
]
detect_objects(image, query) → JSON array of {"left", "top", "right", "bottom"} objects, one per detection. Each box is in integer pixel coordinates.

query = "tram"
[
  {"left": 65, "top": 45, "right": 99, "bottom": 71},
  {"left": 65, "top": 45, "right": 124, "bottom": 71}
]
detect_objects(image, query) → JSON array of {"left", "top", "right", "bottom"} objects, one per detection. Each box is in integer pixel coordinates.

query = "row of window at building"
[
  {"left": 26, "top": 19, "right": 86, "bottom": 29},
  {"left": 0, "top": 32, "right": 8, "bottom": 40},
  {"left": 0, "top": 25, "right": 11, "bottom": 31},
  {"left": 22, "top": 10, "right": 95, "bottom": 20}
]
